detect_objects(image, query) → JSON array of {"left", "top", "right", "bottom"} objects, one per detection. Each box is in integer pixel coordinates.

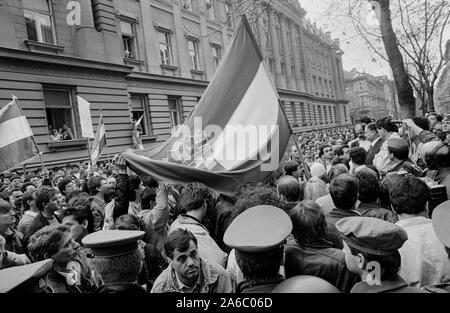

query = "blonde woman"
[{"left": 304, "top": 177, "right": 328, "bottom": 202}]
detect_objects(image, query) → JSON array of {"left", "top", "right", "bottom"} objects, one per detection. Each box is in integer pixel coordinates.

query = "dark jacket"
[
  {"left": 139, "top": 243, "right": 169, "bottom": 290},
  {"left": 366, "top": 138, "right": 384, "bottom": 166},
  {"left": 326, "top": 208, "right": 360, "bottom": 249},
  {"left": 357, "top": 202, "right": 398, "bottom": 223},
  {"left": 113, "top": 174, "right": 130, "bottom": 221},
  {"left": 237, "top": 275, "right": 285, "bottom": 293},
  {"left": 0, "top": 226, "right": 23, "bottom": 254},
  {"left": 23, "top": 212, "right": 60, "bottom": 246},
  {"left": 351, "top": 276, "right": 429, "bottom": 293},
  {"left": 213, "top": 194, "right": 235, "bottom": 253},
  {"left": 284, "top": 239, "right": 360, "bottom": 293}
]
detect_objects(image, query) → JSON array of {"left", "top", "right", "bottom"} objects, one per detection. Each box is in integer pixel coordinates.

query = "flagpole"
[
  {"left": 278, "top": 100, "right": 311, "bottom": 180},
  {"left": 13, "top": 95, "right": 45, "bottom": 169},
  {"left": 86, "top": 137, "right": 93, "bottom": 165}
]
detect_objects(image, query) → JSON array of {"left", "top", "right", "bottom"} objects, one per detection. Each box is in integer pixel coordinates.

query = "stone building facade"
[
  {"left": 0, "top": 0, "right": 350, "bottom": 169},
  {"left": 345, "top": 68, "right": 394, "bottom": 121}
]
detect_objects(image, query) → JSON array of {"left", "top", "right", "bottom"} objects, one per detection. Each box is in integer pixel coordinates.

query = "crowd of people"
[
  {"left": 48, "top": 124, "right": 75, "bottom": 142},
  {"left": 1, "top": 113, "right": 450, "bottom": 294}
]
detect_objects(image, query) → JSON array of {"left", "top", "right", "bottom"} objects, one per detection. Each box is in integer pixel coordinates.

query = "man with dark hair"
[
  {"left": 355, "top": 168, "right": 397, "bottom": 223},
  {"left": 224, "top": 205, "right": 291, "bottom": 293},
  {"left": 390, "top": 175, "right": 450, "bottom": 287},
  {"left": 428, "top": 112, "right": 440, "bottom": 130},
  {"left": 317, "top": 144, "right": 334, "bottom": 173},
  {"left": 277, "top": 176, "right": 302, "bottom": 212},
  {"left": 58, "top": 177, "right": 78, "bottom": 197},
  {"left": 18, "top": 191, "right": 38, "bottom": 235},
  {"left": 151, "top": 228, "right": 233, "bottom": 293},
  {"left": 285, "top": 200, "right": 359, "bottom": 293},
  {"left": 373, "top": 117, "right": 401, "bottom": 173},
  {"left": 350, "top": 124, "right": 371, "bottom": 151},
  {"left": 326, "top": 174, "right": 361, "bottom": 249},
  {"left": 349, "top": 147, "right": 367, "bottom": 174},
  {"left": 365, "top": 123, "right": 384, "bottom": 166},
  {"left": 0, "top": 200, "right": 26, "bottom": 258},
  {"left": 87, "top": 176, "right": 113, "bottom": 232},
  {"left": 23, "top": 186, "right": 61, "bottom": 245},
  {"left": 168, "top": 183, "right": 227, "bottom": 268},
  {"left": 334, "top": 145, "right": 350, "bottom": 162},
  {"left": 337, "top": 217, "right": 426, "bottom": 293},
  {"left": 284, "top": 160, "right": 299, "bottom": 177},
  {"left": 61, "top": 207, "right": 94, "bottom": 244}
]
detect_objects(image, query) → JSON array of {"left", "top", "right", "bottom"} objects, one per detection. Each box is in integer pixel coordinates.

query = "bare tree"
[{"left": 346, "top": 0, "right": 450, "bottom": 117}]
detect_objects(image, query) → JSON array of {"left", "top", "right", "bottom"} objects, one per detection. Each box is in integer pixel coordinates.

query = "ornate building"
[
  {"left": 345, "top": 68, "right": 395, "bottom": 121},
  {"left": 0, "top": 0, "right": 349, "bottom": 169}
]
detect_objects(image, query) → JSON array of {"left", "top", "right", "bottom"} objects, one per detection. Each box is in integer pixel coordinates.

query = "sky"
[
  {"left": 299, "top": 0, "right": 393, "bottom": 78},
  {"left": 298, "top": 0, "right": 450, "bottom": 79}
]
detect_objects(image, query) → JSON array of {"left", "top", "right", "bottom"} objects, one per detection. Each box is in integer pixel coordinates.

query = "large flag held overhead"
[
  {"left": 0, "top": 96, "right": 38, "bottom": 172},
  {"left": 90, "top": 114, "right": 107, "bottom": 165},
  {"left": 123, "top": 16, "right": 291, "bottom": 194}
]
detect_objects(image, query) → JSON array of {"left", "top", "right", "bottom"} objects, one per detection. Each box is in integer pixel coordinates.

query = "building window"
[
  {"left": 130, "top": 94, "right": 151, "bottom": 136},
  {"left": 44, "top": 87, "right": 77, "bottom": 140},
  {"left": 300, "top": 103, "right": 306, "bottom": 125},
  {"left": 324, "top": 106, "right": 328, "bottom": 123},
  {"left": 334, "top": 106, "right": 337, "bottom": 122},
  {"left": 281, "top": 63, "right": 286, "bottom": 76},
  {"left": 120, "top": 20, "right": 137, "bottom": 59},
  {"left": 23, "top": 0, "right": 56, "bottom": 45},
  {"left": 168, "top": 97, "right": 183, "bottom": 127},
  {"left": 268, "top": 58, "right": 275, "bottom": 73},
  {"left": 291, "top": 102, "right": 297, "bottom": 126},
  {"left": 343, "top": 105, "right": 348, "bottom": 121},
  {"left": 318, "top": 106, "right": 323, "bottom": 124},
  {"left": 158, "top": 31, "right": 172, "bottom": 66},
  {"left": 206, "top": 0, "right": 215, "bottom": 20},
  {"left": 183, "top": 0, "right": 194, "bottom": 12},
  {"left": 211, "top": 45, "right": 222, "bottom": 71},
  {"left": 188, "top": 39, "right": 200, "bottom": 70},
  {"left": 329, "top": 106, "right": 333, "bottom": 123},
  {"left": 225, "top": 1, "right": 234, "bottom": 28}
]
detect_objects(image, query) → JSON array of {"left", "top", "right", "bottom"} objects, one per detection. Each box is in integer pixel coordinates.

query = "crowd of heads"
[{"left": 1, "top": 112, "right": 450, "bottom": 294}]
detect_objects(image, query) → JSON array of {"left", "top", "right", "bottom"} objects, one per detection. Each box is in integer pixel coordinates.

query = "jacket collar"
[
  {"left": 351, "top": 276, "right": 408, "bottom": 293},
  {"left": 167, "top": 258, "right": 220, "bottom": 293}
]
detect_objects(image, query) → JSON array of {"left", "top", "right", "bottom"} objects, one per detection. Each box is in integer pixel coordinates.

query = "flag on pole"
[
  {"left": 77, "top": 96, "right": 95, "bottom": 138},
  {"left": 132, "top": 115, "right": 144, "bottom": 150},
  {"left": 123, "top": 16, "right": 291, "bottom": 195},
  {"left": 0, "top": 96, "right": 38, "bottom": 172},
  {"left": 90, "top": 114, "right": 107, "bottom": 165}
]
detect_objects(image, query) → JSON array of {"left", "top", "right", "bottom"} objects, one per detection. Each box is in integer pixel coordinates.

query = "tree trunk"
[
  {"left": 377, "top": 0, "right": 416, "bottom": 118},
  {"left": 427, "top": 87, "right": 435, "bottom": 112}
]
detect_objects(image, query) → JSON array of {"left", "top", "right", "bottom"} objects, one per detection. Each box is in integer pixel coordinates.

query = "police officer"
[
  {"left": 223, "top": 205, "right": 292, "bottom": 293},
  {"left": 336, "top": 216, "right": 427, "bottom": 293},
  {"left": 82, "top": 230, "right": 147, "bottom": 293}
]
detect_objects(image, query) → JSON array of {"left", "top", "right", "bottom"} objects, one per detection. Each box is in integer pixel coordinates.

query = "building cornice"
[{"left": 0, "top": 47, "right": 133, "bottom": 74}]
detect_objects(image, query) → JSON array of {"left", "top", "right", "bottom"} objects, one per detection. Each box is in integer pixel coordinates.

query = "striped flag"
[
  {"left": 123, "top": 16, "right": 291, "bottom": 194},
  {"left": 0, "top": 96, "right": 38, "bottom": 172},
  {"left": 90, "top": 114, "right": 107, "bottom": 165}
]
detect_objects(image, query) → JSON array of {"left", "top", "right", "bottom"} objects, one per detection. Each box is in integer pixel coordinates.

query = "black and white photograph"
[{"left": 0, "top": 0, "right": 450, "bottom": 301}]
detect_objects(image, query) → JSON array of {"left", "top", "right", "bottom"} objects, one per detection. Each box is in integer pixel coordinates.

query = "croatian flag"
[
  {"left": 123, "top": 16, "right": 291, "bottom": 194},
  {"left": 91, "top": 114, "right": 107, "bottom": 165},
  {"left": 0, "top": 96, "right": 38, "bottom": 172}
]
